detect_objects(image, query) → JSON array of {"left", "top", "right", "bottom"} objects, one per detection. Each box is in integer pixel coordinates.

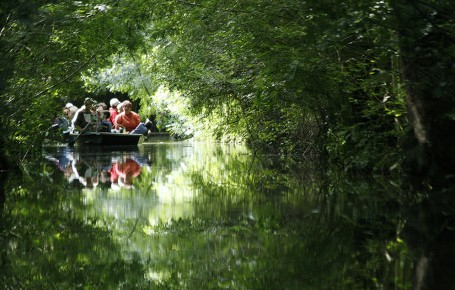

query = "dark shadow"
[{"left": 404, "top": 189, "right": 455, "bottom": 290}]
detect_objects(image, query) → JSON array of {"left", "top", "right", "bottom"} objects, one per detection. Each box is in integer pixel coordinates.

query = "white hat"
[
  {"left": 65, "top": 103, "right": 73, "bottom": 108},
  {"left": 110, "top": 98, "right": 120, "bottom": 107}
]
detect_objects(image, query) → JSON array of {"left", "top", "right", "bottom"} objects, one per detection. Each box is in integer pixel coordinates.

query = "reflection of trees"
[
  {"left": 78, "top": 143, "right": 413, "bottom": 289},
  {"left": 3, "top": 143, "right": 453, "bottom": 288},
  {"left": 0, "top": 169, "right": 148, "bottom": 288},
  {"left": 403, "top": 189, "right": 455, "bottom": 290},
  {"left": 138, "top": 154, "right": 413, "bottom": 289}
]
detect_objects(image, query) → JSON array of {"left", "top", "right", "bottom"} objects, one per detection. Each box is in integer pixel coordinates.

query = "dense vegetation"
[
  {"left": 1, "top": 143, "right": 415, "bottom": 289},
  {"left": 1, "top": 2, "right": 455, "bottom": 288},
  {"left": 1, "top": 0, "right": 454, "bottom": 180}
]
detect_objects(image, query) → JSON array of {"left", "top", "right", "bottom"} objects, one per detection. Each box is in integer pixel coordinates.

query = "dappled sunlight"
[
  {"left": 1, "top": 142, "right": 420, "bottom": 288},
  {"left": 1, "top": 0, "right": 454, "bottom": 288}
]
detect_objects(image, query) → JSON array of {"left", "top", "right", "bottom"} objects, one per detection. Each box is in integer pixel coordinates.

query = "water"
[{"left": 0, "top": 141, "right": 454, "bottom": 289}]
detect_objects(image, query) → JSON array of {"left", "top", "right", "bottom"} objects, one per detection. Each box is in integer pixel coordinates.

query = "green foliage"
[
  {"left": 2, "top": 0, "right": 453, "bottom": 175},
  {"left": 390, "top": 0, "right": 455, "bottom": 181},
  {"left": 0, "top": 0, "right": 153, "bottom": 166},
  {"left": 325, "top": 90, "right": 407, "bottom": 172},
  {"left": 0, "top": 164, "right": 150, "bottom": 289},
  {"left": 315, "top": 0, "right": 407, "bottom": 172},
  {"left": 122, "top": 0, "right": 407, "bottom": 169},
  {"left": 0, "top": 141, "right": 420, "bottom": 289}
]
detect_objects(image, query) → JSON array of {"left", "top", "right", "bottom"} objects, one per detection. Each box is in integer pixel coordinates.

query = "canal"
[{"left": 1, "top": 140, "right": 454, "bottom": 289}]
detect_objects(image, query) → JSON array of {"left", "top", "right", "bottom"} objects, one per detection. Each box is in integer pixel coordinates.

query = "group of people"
[{"left": 60, "top": 97, "right": 153, "bottom": 135}]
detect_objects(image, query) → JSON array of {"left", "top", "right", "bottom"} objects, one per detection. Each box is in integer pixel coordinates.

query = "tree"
[
  {"left": 1, "top": 0, "right": 454, "bottom": 180},
  {"left": 135, "top": 0, "right": 406, "bottom": 170},
  {"left": 391, "top": 0, "right": 455, "bottom": 184},
  {"left": 0, "top": 0, "right": 152, "bottom": 168}
]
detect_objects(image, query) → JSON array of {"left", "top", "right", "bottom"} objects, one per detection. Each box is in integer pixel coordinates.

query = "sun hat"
[{"left": 64, "top": 103, "right": 73, "bottom": 108}]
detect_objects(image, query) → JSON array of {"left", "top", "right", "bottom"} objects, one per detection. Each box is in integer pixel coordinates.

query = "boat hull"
[{"left": 69, "top": 132, "right": 143, "bottom": 146}]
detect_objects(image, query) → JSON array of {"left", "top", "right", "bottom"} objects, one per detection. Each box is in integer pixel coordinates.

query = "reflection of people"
[
  {"left": 48, "top": 149, "right": 149, "bottom": 189},
  {"left": 114, "top": 100, "right": 152, "bottom": 135},
  {"left": 109, "top": 162, "right": 119, "bottom": 184},
  {"left": 115, "top": 158, "right": 141, "bottom": 188},
  {"left": 45, "top": 147, "right": 74, "bottom": 177},
  {"left": 57, "top": 147, "right": 74, "bottom": 176},
  {"left": 72, "top": 158, "right": 99, "bottom": 188}
]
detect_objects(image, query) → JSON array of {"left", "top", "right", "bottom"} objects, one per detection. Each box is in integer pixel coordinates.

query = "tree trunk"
[
  {"left": 392, "top": 1, "right": 455, "bottom": 184},
  {"left": 392, "top": 2, "right": 455, "bottom": 290}
]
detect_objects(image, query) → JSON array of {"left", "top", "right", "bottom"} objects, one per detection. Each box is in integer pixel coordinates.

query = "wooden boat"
[{"left": 68, "top": 132, "right": 143, "bottom": 146}]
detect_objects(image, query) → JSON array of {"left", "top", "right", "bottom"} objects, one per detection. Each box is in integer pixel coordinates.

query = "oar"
[
  {"left": 44, "top": 123, "right": 60, "bottom": 137},
  {"left": 68, "top": 123, "right": 90, "bottom": 147}
]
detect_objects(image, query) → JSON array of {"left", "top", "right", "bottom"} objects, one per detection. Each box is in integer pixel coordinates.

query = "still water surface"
[{"left": 1, "top": 141, "right": 454, "bottom": 289}]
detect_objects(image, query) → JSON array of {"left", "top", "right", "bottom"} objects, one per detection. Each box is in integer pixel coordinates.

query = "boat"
[{"left": 68, "top": 132, "right": 144, "bottom": 146}]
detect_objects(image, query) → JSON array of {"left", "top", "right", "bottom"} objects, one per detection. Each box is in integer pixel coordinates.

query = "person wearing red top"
[
  {"left": 108, "top": 98, "right": 120, "bottom": 125},
  {"left": 114, "top": 100, "right": 153, "bottom": 135}
]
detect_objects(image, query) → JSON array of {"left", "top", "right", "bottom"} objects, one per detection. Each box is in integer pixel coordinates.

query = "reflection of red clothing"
[
  {"left": 115, "top": 159, "right": 141, "bottom": 187},
  {"left": 116, "top": 159, "right": 141, "bottom": 178},
  {"left": 115, "top": 111, "right": 140, "bottom": 131},
  {"left": 109, "top": 163, "right": 119, "bottom": 183}
]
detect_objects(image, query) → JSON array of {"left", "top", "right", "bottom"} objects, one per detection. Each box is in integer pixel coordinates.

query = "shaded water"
[{"left": 0, "top": 141, "right": 454, "bottom": 289}]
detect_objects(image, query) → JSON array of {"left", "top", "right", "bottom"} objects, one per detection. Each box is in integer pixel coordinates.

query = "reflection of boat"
[
  {"left": 44, "top": 146, "right": 149, "bottom": 189},
  {"left": 69, "top": 132, "right": 143, "bottom": 146}
]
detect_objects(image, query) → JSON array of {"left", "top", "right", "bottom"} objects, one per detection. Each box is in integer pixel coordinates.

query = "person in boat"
[
  {"left": 114, "top": 100, "right": 153, "bottom": 135},
  {"left": 63, "top": 103, "right": 78, "bottom": 120},
  {"left": 52, "top": 114, "right": 68, "bottom": 131},
  {"left": 108, "top": 98, "right": 120, "bottom": 126},
  {"left": 95, "top": 103, "right": 112, "bottom": 132},
  {"left": 73, "top": 98, "right": 97, "bottom": 132},
  {"left": 58, "top": 103, "right": 79, "bottom": 133}
]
